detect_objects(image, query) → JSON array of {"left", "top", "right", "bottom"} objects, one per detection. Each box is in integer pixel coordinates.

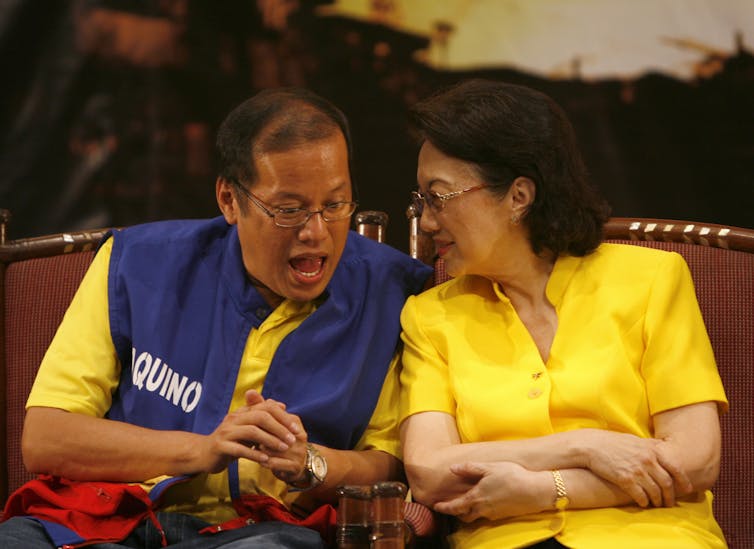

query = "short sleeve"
[
  {"left": 642, "top": 252, "right": 728, "bottom": 414},
  {"left": 353, "top": 352, "right": 402, "bottom": 457},
  {"left": 399, "top": 294, "right": 456, "bottom": 423},
  {"left": 27, "top": 238, "right": 121, "bottom": 417}
]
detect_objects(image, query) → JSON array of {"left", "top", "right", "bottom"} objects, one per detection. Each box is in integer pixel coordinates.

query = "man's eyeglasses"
[
  {"left": 411, "top": 184, "right": 487, "bottom": 215},
  {"left": 232, "top": 180, "right": 358, "bottom": 228}
]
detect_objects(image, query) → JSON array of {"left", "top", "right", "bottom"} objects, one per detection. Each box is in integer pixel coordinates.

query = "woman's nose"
[{"left": 419, "top": 206, "right": 439, "bottom": 233}]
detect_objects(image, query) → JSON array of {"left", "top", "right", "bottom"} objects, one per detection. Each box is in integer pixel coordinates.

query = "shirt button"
[
  {"left": 532, "top": 371, "right": 543, "bottom": 380},
  {"left": 255, "top": 307, "right": 269, "bottom": 320},
  {"left": 528, "top": 388, "right": 542, "bottom": 399}
]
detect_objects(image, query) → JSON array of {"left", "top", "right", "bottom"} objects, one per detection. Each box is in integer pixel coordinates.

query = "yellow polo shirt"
[
  {"left": 28, "top": 238, "right": 402, "bottom": 523},
  {"left": 400, "top": 243, "right": 728, "bottom": 548}
]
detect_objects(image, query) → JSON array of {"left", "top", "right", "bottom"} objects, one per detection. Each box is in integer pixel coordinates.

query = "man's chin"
[{"left": 285, "top": 279, "right": 330, "bottom": 302}]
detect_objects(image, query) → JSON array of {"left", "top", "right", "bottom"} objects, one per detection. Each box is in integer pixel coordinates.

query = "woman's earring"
[{"left": 510, "top": 213, "right": 521, "bottom": 226}]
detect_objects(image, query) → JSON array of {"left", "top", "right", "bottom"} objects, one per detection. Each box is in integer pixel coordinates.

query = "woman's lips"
[{"left": 435, "top": 241, "right": 452, "bottom": 258}]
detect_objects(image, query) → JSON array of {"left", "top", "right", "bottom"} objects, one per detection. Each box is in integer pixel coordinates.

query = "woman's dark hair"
[
  {"left": 216, "top": 87, "right": 356, "bottom": 203},
  {"left": 410, "top": 78, "right": 610, "bottom": 256}
]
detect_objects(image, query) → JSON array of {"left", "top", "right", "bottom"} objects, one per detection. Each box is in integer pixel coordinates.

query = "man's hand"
[
  {"left": 198, "top": 390, "right": 304, "bottom": 474},
  {"left": 223, "top": 390, "right": 309, "bottom": 484}
]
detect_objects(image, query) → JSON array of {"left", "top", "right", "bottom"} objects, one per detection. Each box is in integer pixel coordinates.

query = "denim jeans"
[{"left": 0, "top": 512, "right": 326, "bottom": 548}]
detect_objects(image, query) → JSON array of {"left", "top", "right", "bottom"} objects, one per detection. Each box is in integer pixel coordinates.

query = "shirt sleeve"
[
  {"left": 641, "top": 251, "right": 728, "bottom": 414},
  {"left": 26, "top": 238, "right": 121, "bottom": 417},
  {"left": 398, "top": 294, "right": 456, "bottom": 424},
  {"left": 353, "top": 352, "right": 403, "bottom": 458}
]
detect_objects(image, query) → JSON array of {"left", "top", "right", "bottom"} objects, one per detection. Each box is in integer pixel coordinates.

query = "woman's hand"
[
  {"left": 652, "top": 402, "right": 721, "bottom": 494},
  {"left": 433, "top": 462, "right": 551, "bottom": 522},
  {"left": 575, "top": 429, "right": 691, "bottom": 507}
]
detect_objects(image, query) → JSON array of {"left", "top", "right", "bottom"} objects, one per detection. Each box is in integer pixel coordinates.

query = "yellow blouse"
[
  {"left": 29, "top": 238, "right": 402, "bottom": 524},
  {"left": 400, "top": 243, "right": 728, "bottom": 548}
]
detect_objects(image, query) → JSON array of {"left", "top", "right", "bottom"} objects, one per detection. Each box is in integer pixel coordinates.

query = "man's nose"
[{"left": 298, "top": 210, "right": 329, "bottom": 240}]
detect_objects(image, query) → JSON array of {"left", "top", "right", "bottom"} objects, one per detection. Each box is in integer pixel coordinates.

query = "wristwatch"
[
  {"left": 551, "top": 469, "right": 570, "bottom": 511},
  {"left": 288, "top": 444, "right": 328, "bottom": 492}
]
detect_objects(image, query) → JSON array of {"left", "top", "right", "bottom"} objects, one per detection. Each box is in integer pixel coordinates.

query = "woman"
[{"left": 399, "top": 79, "right": 728, "bottom": 548}]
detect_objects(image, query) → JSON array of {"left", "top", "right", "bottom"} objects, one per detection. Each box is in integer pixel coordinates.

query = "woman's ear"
[
  {"left": 216, "top": 177, "right": 239, "bottom": 225},
  {"left": 509, "top": 176, "right": 536, "bottom": 216}
]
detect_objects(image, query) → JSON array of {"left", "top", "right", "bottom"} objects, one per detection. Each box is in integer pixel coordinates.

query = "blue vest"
[{"left": 105, "top": 216, "right": 431, "bottom": 450}]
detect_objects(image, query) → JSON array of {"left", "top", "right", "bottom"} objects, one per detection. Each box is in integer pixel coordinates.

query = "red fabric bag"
[
  {"left": 2, "top": 475, "right": 161, "bottom": 546},
  {"left": 4, "top": 475, "right": 337, "bottom": 547},
  {"left": 200, "top": 494, "right": 337, "bottom": 544}
]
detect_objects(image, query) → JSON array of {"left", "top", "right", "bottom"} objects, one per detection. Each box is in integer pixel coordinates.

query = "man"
[{"left": 0, "top": 88, "right": 431, "bottom": 548}]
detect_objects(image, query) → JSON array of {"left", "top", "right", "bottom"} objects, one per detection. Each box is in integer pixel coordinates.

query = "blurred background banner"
[
  {"left": 1, "top": 0, "right": 752, "bottom": 252},
  {"left": 322, "top": 0, "right": 754, "bottom": 80}
]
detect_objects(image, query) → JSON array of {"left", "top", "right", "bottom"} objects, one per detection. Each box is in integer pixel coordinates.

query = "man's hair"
[
  {"left": 411, "top": 78, "right": 610, "bottom": 257},
  {"left": 216, "top": 87, "right": 354, "bottom": 192}
]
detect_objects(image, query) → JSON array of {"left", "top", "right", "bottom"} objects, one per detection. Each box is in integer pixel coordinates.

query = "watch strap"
[{"left": 287, "top": 443, "right": 326, "bottom": 492}]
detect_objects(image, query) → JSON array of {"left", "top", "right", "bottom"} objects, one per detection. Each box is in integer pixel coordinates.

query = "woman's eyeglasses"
[{"left": 411, "top": 184, "right": 487, "bottom": 214}]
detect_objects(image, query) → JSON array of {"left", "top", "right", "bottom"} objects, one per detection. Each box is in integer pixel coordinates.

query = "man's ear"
[
  {"left": 216, "top": 177, "right": 239, "bottom": 225},
  {"left": 509, "top": 176, "right": 536, "bottom": 217}
]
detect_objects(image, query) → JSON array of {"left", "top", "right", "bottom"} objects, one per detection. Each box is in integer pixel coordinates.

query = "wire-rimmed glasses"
[
  {"left": 232, "top": 179, "right": 358, "bottom": 228},
  {"left": 411, "top": 184, "right": 487, "bottom": 215}
]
